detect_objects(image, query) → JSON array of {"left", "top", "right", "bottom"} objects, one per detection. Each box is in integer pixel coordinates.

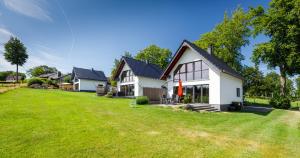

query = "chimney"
[{"left": 207, "top": 45, "right": 213, "bottom": 55}]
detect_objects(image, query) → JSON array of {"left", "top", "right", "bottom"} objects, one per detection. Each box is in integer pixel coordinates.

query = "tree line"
[{"left": 242, "top": 66, "right": 299, "bottom": 99}]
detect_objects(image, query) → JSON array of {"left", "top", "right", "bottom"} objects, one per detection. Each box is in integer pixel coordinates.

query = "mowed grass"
[
  {"left": 0, "top": 83, "right": 20, "bottom": 94},
  {"left": 0, "top": 89, "right": 300, "bottom": 157},
  {"left": 245, "top": 97, "right": 300, "bottom": 108}
]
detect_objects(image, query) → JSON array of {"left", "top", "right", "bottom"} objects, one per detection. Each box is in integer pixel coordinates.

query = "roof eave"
[
  {"left": 160, "top": 41, "right": 188, "bottom": 80},
  {"left": 78, "top": 77, "right": 107, "bottom": 81}
]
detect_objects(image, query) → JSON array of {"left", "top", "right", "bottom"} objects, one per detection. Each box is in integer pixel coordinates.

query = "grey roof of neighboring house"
[
  {"left": 114, "top": 57, "right": 163, "bottom": 79},
  {"left": 161, "top": 40, "right": 243, "bottom": 80},
  {"left": 72, "top": 67, "right": 107, "bottom": 81},
  {"left": 39, "top": 72, "right": 60, "bottom": 79}
]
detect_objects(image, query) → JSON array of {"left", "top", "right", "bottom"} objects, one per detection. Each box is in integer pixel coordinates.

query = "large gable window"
[
  {"left": 174, "top": 60, "right": 209, "bottom": 82},
  {"left": 121, "top": 70, "right": 134, "bottom": 83}
]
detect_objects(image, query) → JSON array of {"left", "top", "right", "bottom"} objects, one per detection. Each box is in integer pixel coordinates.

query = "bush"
[
  {"left": 269, "top": 95, "right": 291, "bottom": 109},
  {"left": 105, "top": 92, "right": 113, "bottom": 98},
  {"left": 27, "top": 78, "right": 44, "bottom": 86},
  {"left": 45, "top": 79, "right": 58, "bottom": 88},
  {"left": 183, "top": 94, "right": 192, "bottom": 104},
  {"left": 136, "top": 96, "right": 149, "bottom": 105}
]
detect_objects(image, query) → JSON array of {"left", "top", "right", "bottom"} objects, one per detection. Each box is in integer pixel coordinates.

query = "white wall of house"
[
  {"left": 78, "top": 79, "right": 106, "bottom": 91},
  {"left": 220, "top": 73, "right": 243, "bottom": 104}
]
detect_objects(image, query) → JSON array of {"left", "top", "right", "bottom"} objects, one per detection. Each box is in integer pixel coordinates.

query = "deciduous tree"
[
  {"left": 250, "top": 0, "right": 300, "bottom": 96},
  {"left": 242, "top": 66, "right": 264, "bottom": 97},
  {"left": 27, "top": 65, "right": 58, "bottom": 77},
  {"left": 4, "top": 37, "right": 28, "bottom": 83},
  {"left": 195, "top": 7, "right": 252, "bottom": 72},
  {"left": 135, "top": 45, "right": 172, "bottom": 69}
]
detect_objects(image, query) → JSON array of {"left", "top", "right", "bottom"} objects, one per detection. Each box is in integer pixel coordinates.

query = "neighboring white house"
[
  {"left": 5, "top": 75, "right": 22, "bottom": 82},
  {"left": 160, "top": 40, "right": 243, "bottom": 110},
  {"left": 71, "top": 67, "right": 107, "bottom": 92},
  {"left": 113, "top": 57, "right": 165, "bottom": 101}
]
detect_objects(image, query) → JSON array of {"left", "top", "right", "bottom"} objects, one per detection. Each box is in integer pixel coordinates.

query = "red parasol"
[{"left": 178, "top": 79, "right": 183, "bottom": 97}]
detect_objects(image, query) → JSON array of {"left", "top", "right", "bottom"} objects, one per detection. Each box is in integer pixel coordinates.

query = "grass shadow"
[{"left": 234, "top": 106, "right": 274, "bottom": 116}]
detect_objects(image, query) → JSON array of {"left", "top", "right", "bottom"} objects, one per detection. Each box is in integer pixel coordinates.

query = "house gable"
[
  {"left": 169, "top": 47, "right": 221, "bottom": 79},
  {"left": 160, "top": 40, "right": 243, "bottom": 80},
  {"left": 115, "top": 62, "right": 134, "bottom": 81}
]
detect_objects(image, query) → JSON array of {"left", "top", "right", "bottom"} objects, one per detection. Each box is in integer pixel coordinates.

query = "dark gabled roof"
[
  {"left": 114, "top": 57, "right": 163, "bottom": 80},
  {"left": 160, "top": 40, "right": 243, "bottom": 80},
  {"left": 72, "top": 67, "right": 107, "bottom": 81}
]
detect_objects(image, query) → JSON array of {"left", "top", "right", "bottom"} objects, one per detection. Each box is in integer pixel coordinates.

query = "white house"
[
  {"left": 160, "top": 40, "right": 243, "bottom": 110},
  {"left": 71, "top": 67, "right": 107, "bottom": 92},
  {"left": 5, "top": 75, "right": 22, "bottom": 82},
  {"left": 113, "top": 57, "right": 165, "bottom": 102}
]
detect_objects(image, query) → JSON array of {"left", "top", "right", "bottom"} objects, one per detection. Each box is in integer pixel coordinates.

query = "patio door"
[
  {"left": 120, "top": 84, "right": 134, "bottom": 96},
  {"left": 194, "top": 84, "right": 209, "bottom": 103},
  {"left": 173, "top": 84, "right": 209, "bottom": 103}
]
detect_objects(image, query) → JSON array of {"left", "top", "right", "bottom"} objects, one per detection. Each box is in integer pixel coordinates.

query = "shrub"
[
  {"left": 269, "top": 95, "right": 291, "bottom": 109},
  {"left": 136, "top": 96, "right": 149, "bottom": 105},
  {"left": 27, "top": 78, "right": 44, "bottom": 86},
  {"left": 183, "top": 94, "right": 192, "bottom": 104},
  {"left": 45, "top": 79, "right": 58, "bottom": 88},
  {"left": 46, "top": 79, "right": 54, "bottom": 85},
  {"left": 105, "top": 92, "right": 113, "bottom": 98}
]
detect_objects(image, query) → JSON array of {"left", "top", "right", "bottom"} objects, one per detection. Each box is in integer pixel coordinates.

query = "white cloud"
[
  {"left": 3, "top": 0, "right": 52, "bottom": 22},
  {"left": 0, "top": 43, "right": 67, "bottom": 73},
  {"left": 22, "top": 44, "right": 67, "bottom": 73},
  {"left": 0, "top": 28, "right": 14, "bottom": 71},
  {"left": 0, "top": 27, "right": 14, "bottom": 44},
  {"left": 0, "top": 53, "right": 16, "bottom": 71}
]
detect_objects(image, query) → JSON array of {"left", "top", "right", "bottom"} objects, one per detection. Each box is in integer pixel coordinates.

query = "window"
[
  {"left": 173, "top": 60, "right": 209, "bottom": 81},
  {"left": 194, "top": 61, "right": 201, "bottom": 80},
  {"left": 186, "top": 62, "right": 194, "bottom": 81},
  {"left": 120, "top": 84, "right": 134, "bottom": 96},
  {"left": 173, "top": 65, "right": 181, "bottom": 82},
  {"left": 237, "top": 88, "right": 240, "bottom": 97},
  {"left": 201, "top": 62, "right": 209, "bottom": 79},
  {"left": 121, "top": 70, "right": 134, "bottom": 83},
  {"left": 179, "top": 64, "right": 186, "bottom": 81}
]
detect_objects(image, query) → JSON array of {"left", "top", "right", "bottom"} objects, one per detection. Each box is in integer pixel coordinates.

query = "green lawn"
[
  {"left": 245, "top": 97, "right": 300, "bottom": 108},
  {"left": 1, "top": 88, "right": 300, "bottom": 157}
]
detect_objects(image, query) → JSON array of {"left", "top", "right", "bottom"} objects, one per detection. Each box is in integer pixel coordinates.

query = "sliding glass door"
[
  {"left": 178, "top": 84, "right": 209, "bottom": 103},
  {"left": 120, "top": 84, "right": 134, "bottom": 96},
  {"left": 201, "top": 85, "right": 209, "bottom": 103}
]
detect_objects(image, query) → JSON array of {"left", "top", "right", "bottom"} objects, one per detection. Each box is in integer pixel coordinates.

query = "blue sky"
[{"left": 0, "top": 0, "right": 270, "bottom": 76}]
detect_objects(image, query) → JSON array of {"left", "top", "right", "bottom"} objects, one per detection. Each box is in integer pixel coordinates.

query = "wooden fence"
[{"left": 143, "top": 87, "right": 162, "bottom": 103}]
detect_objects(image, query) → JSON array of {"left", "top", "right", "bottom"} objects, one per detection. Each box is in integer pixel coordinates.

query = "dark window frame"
[
  {"left": 237, "top": 88, "right": 240, "bottom": 97},
  {"left": 121, "top": 70, "right": 134, "bottom": 83},
  {"left": 173, "top": 60, "right": 209, "bottom": 82}
]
